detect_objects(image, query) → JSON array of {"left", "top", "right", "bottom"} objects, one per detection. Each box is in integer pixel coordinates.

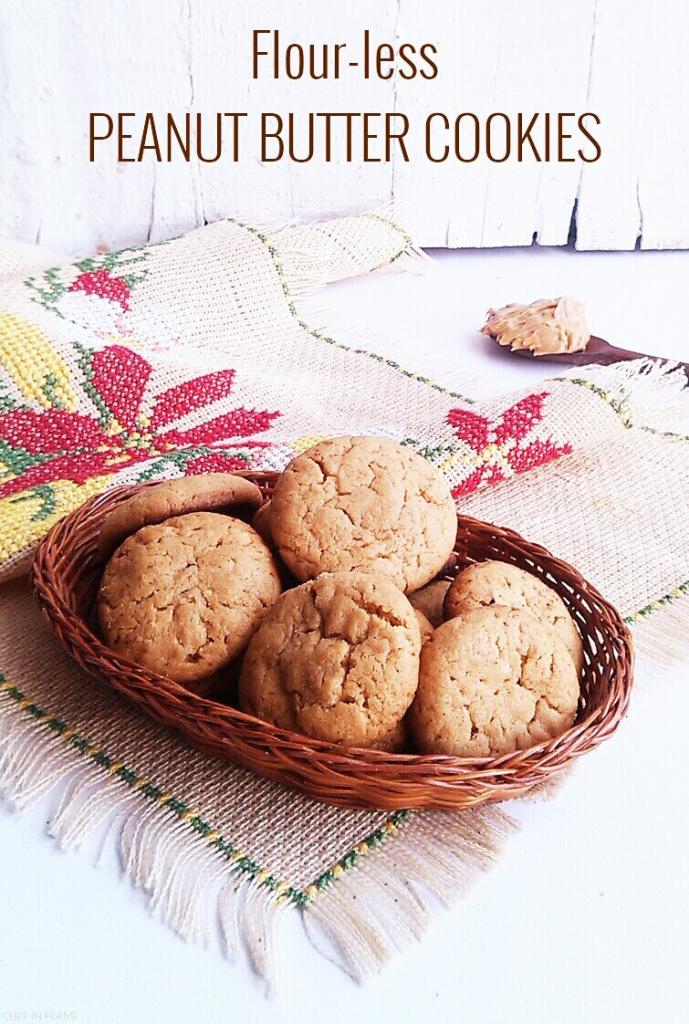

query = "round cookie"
[
  {"left": 414, "top": 608, "right": 434, "bottom": 644},
  {"left": 444, "top": 560, "right": 583, "bottom": 672},
  {"left": 239, "top": 571, "right": 421, "bottom": 747},
  {"left": 270, "top": 436, "right": 457, "bottom": 593},
  {"left": 410, "top": 606, "right": 580, "bottom": 757},
  {"left": 375, "top": 716, "right": 410, "bottom": 753},
  {"left": 98, "top": 511, "right": 281, "bottom": 684},
  {"left": 98, "top": 473, "right": 263, "bottom": 558},
  {"left": 251, "top": 501, "right": 274, "bottom": 547},
  {"left": 409, "top": 579, "right": 451, "bottom": 627}
]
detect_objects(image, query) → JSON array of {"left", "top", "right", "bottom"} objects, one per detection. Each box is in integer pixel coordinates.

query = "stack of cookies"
[{"left": 96, "top": 436, "right": 582, "bottom": 758}]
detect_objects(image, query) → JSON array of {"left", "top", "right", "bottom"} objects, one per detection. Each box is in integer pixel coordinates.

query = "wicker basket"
[{"left": 31, "top": 473, "right": 633, "bottom": 810}]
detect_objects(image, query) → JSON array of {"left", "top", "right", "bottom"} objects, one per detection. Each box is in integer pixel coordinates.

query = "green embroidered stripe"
[
  {"left": 363, "top": 212, "right": 415, "bottom": 269},
  {"left": 41, "top": 373, "right": 65, "bottom": 410},
  {"left": 12, "top": 484, "right": 57, "bottom": 523},
  {"left": 134, "top": 448, "right": 251, "bottom": 484},
  {"left": 554, "top": 376, "right": 689, "bottom": 443},
  {"left": 0, "top": 674, "right": 409, "bottom": 905},
  {"left": 624, "top": 578, "right": 689, "bottom": 623},
  {"left": 231, "top": 218, "right": 477, "bottom": 406},
  {"left": 72, "top": 339, "right": 112, "bottom": 428},
  {"left": 303, "top": 809, "right": 411, "bottom": 900}
]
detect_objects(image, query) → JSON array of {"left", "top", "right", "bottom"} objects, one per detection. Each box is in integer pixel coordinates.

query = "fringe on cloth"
[
  {"left": 560, "top": 357, "right": 689, "bottom": 438},
  {"left": 303, "top": 806, "right": 517, "bottom": 982},
  {"left": 629, "top": 588, "right": 689, "bottom": 668},
  {"left": 0, "top": 697, "right": 290, "bottom": 991},
  {"left": 0, "top": 693, "right": 516, "bottom": 990}
]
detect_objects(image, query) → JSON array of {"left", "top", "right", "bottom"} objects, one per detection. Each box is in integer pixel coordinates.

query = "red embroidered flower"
[
  {"left": 448, "top": 392, "right": 572, "bottom": 498},
  {"left": 185, "top": 452, "right": 249, "bottom": 474},
  {"left": 0, "top": 344, "right": 279, "bottom": 499},
  {"left": 69, "top": 268, "right": 131, "bottom": 310}
]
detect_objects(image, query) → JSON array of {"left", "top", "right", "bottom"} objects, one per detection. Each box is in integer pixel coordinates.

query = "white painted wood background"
[{"left": 1, "top": 0, "right": 688, "bottom": 255}]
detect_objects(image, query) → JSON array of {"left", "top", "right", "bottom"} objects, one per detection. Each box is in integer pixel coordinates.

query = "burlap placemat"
[{"left": 1, "top": 214, "right": 688, "bottom": 986}]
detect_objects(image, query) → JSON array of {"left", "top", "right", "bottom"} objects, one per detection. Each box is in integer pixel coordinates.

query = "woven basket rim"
[{"left": 30, "top": 473, "right": 634, "bottom": 808}]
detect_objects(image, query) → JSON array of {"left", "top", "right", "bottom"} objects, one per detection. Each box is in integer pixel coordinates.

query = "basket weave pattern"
[{"left": 31, "top": 473, "right": 634, "bottom": 810}]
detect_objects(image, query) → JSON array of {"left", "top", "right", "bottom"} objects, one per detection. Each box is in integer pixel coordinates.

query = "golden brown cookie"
[
  {"left": 375, "top": 715, "right": 410, "bottom": 753},
  {"left": 414, "top": 608, "right": 434, "bottom": 644},
  {"left": 98, "top": 473, "right": 263, "bottom": 558},
  {"left": 409, "top": 579, "right": 451, "bottom": 627},
  {"left": 184, "top": 669, "right": 234, "bottom": 702},
  {"left": 444, "top": 560, "right": 583, "bottom": 672},
  {"left": 270, "top": 436, "right": 456, "bottom": 592},
  {"left": 98, "top": 511, "right": 281, "bottom": 683},
  {"left": 410, "top": 607, "right": 579, "bottom": 757},
  {"left": 251, "top": 501, "right": 274, "bottom": 547},
  {"left": 239, "top": 571, "right": 421, "bottom": 747}
]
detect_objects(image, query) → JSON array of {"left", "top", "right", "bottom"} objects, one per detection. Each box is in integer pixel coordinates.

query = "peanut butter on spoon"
[
  {"left": 481, "top": 296, "right": 590, "bottom": 356},
  {"left": 481, "top": 297, "right": 689, "bottom": 378}
]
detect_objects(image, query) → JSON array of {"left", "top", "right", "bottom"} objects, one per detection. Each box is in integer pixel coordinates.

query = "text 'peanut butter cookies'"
[
  {"left": 98, "top": 473, "right": 263, "bottom": 558},
  {"left": 444, "top": 560, "right": 583, "bottom": 672},
  {"left": 410, "top": 607, "right": 579, "bottom": 757},
  {"left": 98, "top": 511, "right": 281, "bottom": 684},
  {"left": 270, "top": 436, "right": 457, "bottom": 593},
  {"left": 239, "top": 572, "right": 421, "bottom": 748}
]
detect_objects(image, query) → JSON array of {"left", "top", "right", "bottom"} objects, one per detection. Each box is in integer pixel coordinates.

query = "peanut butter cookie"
[
  {"left": 251, "top": 500, "right": 274, "bottom": 547},
  {"left": 98, "top": 473, "right": 263, "bottom": 558},
  {"left": 375, "top": 715, "right": 410, "bottom": 753},
  {"left": 98, "top": 511, "right": 281, "bottom": 683},
  {"left": 410, "top": 607, "right": 579, "bottom": 757},
  {"left": 270, "top": 436, "right": 456, "bottom": 592},
  {"left": 444, "top": 560, "right": 583, "bottom": 672},
  {"left": 239, "top": 571, "right": 421, "bottom": 747},
  {"left": 414, "top": 608, "right": 434, "bottom": 643}
]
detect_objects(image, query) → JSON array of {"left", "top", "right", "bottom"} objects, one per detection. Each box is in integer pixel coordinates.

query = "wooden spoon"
[{"left": 491, "top": 333, "right": 689, "bottom": 377}]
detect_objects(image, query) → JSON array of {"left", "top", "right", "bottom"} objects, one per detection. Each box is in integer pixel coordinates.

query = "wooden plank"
[
  {"left": 395, "top": 0, "right": 597, "bottom": 247},
  {"left": 577, "top": 0, "right": 689, "bottom": 250},
  {"left": 185, "top": 0, "right": 398, "bottom": 227},
  {"left": 0, "top": 0, "right": 688, "bottom": 252}
]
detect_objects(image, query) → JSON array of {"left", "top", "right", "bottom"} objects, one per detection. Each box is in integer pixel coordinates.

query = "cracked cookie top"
[
  {"left": 238, "top": 571, "right": 422, "bottom": 747},
  {"left": 444, "top": 560, "right": 583, "bottom": 672},
  {"left": 410, "top": 606, "right": 579, "bottom": 757},
  {"left": 98, "top": 472, "right": 264, "bottom": 558},
  {"left": 98, "top": 511, "right": 281, "bottom": 684},
  {"left": 270, "top": 436, "right": 457, "bottom": 593}
]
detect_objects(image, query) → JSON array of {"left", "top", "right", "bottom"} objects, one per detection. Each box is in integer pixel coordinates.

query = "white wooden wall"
[{"left": 1, "top": 0, "right": 688, "bottom": 254}]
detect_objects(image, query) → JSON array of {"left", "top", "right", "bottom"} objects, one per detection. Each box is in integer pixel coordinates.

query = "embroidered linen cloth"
[{"left": 1, "top": 215, "right": 688, "bottom": 984}]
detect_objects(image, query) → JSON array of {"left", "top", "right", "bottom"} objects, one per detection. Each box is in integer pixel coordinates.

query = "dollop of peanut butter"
[{"left": 481, "top": 296, "right": 589, "bottom": 355}]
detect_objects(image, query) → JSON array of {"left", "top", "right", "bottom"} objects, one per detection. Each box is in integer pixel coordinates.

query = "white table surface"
[{"left": 1, "top": 245, "right": 688, "bottom": 1024}]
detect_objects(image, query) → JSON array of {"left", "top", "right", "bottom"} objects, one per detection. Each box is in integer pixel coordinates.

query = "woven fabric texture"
[{"left": 1, "top": 214, "right": 688, "bottom": 982}]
